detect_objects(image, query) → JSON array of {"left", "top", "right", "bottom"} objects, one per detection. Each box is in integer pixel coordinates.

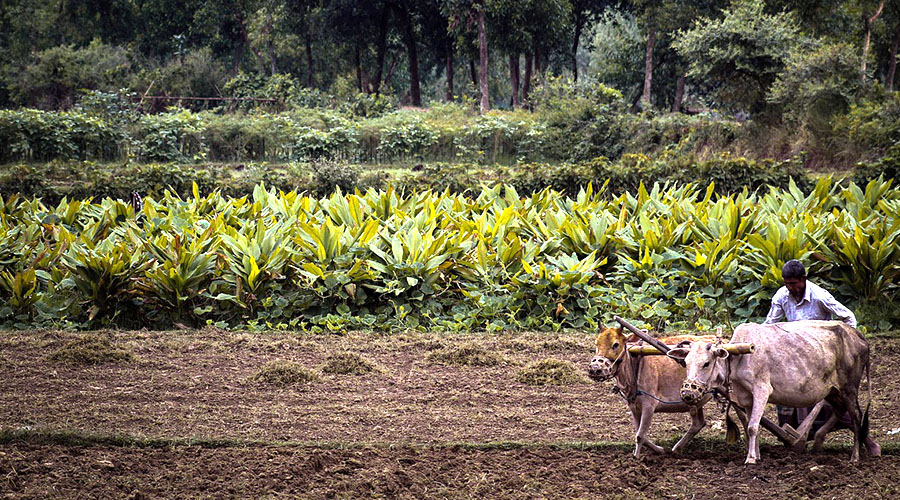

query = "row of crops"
[{"left": 1, "top": 177, "right": 899, "bottom": 332}]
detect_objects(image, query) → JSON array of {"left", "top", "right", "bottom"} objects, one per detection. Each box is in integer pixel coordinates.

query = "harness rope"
[{"left": 608, "top": 340, "right": 687, "bottom": 406}]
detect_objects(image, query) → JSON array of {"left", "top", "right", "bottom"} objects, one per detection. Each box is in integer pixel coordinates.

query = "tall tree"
[
  {"left": 861, "top": 0, "right": 886, "bottom": 84},
  {"left": 324, "top": 0, "right": 395, "bottom": 94},
  {"left": 193, "top": 0, "right": 260, "bottom": 74},
  {"left": 888, "top": 12, "right": 900, "bottom": 90},
  {"left": 570, "top": 0, "right": 611, "bottom": 82},
  {"left": 476, "top": 1, "right": 489, "bottom": 112},
  {"left": 417, "top": 1, "right": 456, "bottom": 101},
  {"left": 392, "top": 0, "right": 422, "bottom": 106},
  {"left": 673, "top": 0, "right": 801, "bottom": 112},
  {"left": 446, "top": 0, "right": 491, "bottom": 112}
]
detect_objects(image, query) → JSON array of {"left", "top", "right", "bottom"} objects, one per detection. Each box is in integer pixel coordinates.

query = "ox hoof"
[
  {"left": 744, "top": 458, "right": 757, "bottom": 465},
  {"left": 866, "top": 439, "right": 882, "bottom": 457}
]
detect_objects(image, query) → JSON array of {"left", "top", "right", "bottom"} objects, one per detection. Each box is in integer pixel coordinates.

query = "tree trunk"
[
  {"left": 509, "top": 53, "right": 520, "bottom": 108},
  {"left": 572, "top": 12, "right": 585, "bottom": 82},
  {"left": 398, "top": 3, "right": 421, "bottom": 106},
  {"left": 532, "top": 40, "right": 541, "bottom": 82},
  {"left": 523, "top": 53, "right": 533, "bottom": 103},
  {"left": 477, "top": 4, "right": 490, "bottom": 113},
  {"left": 887, "top": 26, "right": 899, "bottom": 91},
  {"left": 446, "top": 46, "right": 454, "bottom": 101},
  {"left": 641, "top": 26, "right": 656, "bottom": 110},
  {"left": 384, "top": 55, "right": 400, "bottom": 90},
  {"left": 672, "top": 72, "right": 686, "bottom": 112},
  {"left": 267, "top": 38, "right": 278, "bottom": 75},
  {"left": 232, "top": 39, "right": 245, "bottom": 76},
  {"left": 232, "top": 11, "right": 249, "bottom": 75},
  {"left": 355, "top": 46, "right": 363, "bottom": 92},
  {"left": 470, "top": 59, "right": 478, "bottom": 88},
  {"left": 265, "top": 12, "right": 277, "bottom": 75},
  {"left": 861, "top": 1, "right": 886, "bottom": 84},
  {"left": 305, "top": 34, "right": 314, "bottom": 88},
  {"left": 373, "top": 5, "right": 390, "bottom": 94}
]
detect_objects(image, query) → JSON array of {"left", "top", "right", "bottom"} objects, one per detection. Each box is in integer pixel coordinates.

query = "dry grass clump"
[
  {"left": 320, "top": 352, "right": 380, "bottom": 375},
  {"left": 47, "top": 335, "right": 135, "bottom": 366},
  {"left": 253, "top": 360, "right": 320, "bottom": 386},
  {"left": 516, "top": 358, "right": 587, "bottom": 386},
  {"left": 426, "top": 342, "right": 506, "bottom": 367},
  {"left": 540, "top": 337, "right": 588, "bottom": 352}
]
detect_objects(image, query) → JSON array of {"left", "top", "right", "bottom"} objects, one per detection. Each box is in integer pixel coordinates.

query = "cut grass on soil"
[
  {"left": 320, "top": 352, "right": 380, "bottom": 375},
  {"left": 252, "top": 360, "right": 320, "bottom": 386},
  {"left": 47, "top": 334, "right": 135, "bottom": 366},
  {"left": 426, "top": 341, "right": 507, "bottom": 367},
  {"left": 516, "top": 358, "right": 587, "bottom": 386}
]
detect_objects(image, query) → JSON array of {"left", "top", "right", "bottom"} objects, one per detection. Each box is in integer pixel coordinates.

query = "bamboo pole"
[
  {"left": 627, "top": 343, "right": 755, "bottom": 356},
  {"left": 613, "top": 315, "right": 671, "bottom": 356}
]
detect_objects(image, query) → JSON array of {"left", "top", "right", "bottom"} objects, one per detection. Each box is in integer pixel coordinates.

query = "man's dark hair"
[{"left": 782, "top": 259, "right": 806, "bottom": 279}]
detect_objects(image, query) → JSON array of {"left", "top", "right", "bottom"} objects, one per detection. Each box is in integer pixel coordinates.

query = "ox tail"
[
  {"left": 860, "top": 357, "right": 872, "bottom": 445},
  {"left": 861, "top": 402, "right": 870, "bottom": 445}
]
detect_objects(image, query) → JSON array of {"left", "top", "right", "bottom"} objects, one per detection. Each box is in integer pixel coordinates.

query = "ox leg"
[
  {"left": 630, "top": 409, "right": 642, "bottom": 457},
  {"left": 634, "top": 404, "right": 665, "bottom": 458},
  {"left": 672, "top": 404, "right": 705, "bottom": 454},
  {"left": 745, "top": 389, "right": 771, "bottom": 465}
]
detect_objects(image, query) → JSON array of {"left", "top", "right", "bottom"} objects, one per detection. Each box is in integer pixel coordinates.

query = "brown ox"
[
  {"left": 587, "top": 324, "right": 715, "bottom": 458},
  {"left": 668, "top": 320, "right": 871, "bottom": 464}
]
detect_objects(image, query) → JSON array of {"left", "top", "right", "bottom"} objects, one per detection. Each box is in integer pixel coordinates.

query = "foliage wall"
[{"left": 2, "top": 178, "right": 899, "bottom": 333}]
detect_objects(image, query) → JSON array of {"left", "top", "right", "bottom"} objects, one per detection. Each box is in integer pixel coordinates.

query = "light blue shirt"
[{"left": 764, "top": 280, "right": 857, "bottom": 328}]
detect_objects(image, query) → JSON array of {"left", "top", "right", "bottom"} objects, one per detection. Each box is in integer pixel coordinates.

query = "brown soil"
[{"left": 2, "top": 329, "right": 900, "bottom": 499}]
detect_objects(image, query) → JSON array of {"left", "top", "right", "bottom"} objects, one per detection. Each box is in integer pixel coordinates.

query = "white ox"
[{"left": 667, "top": 320, "right": 871, "bottom": 464}]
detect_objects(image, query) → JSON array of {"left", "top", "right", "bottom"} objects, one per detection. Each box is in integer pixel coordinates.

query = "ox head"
[
  {"left": 666, "top": 341, "right": 729, "bottom": 405},
  {"left": 588, "top": 324, "right": 628, "bottom": 381}
]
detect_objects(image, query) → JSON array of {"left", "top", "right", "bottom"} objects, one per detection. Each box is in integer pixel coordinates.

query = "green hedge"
[
  {"left": 1, "top": 104, "right": 752, "bottom": 165},
  {"left": 0, "top": 109, "right": 123, "bottom": 161},
  {"left": 0, "top": 154, "right": 815, "bottom": 206}
]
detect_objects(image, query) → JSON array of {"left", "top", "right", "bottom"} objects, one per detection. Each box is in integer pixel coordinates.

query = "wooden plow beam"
[{"left": 612, "top": 315, "right": 809, "bottom": 449}]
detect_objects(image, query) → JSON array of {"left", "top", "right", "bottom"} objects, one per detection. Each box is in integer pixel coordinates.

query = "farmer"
[{"left": 765, "top": 259, "right": 880, "bottom": 455}]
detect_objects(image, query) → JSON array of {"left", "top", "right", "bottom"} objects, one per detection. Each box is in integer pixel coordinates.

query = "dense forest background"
[{"left": 0, "top": 0, "right": 898, "bottom": 176}]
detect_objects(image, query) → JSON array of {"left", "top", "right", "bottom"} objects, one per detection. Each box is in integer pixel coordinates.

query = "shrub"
[
  {"left": 309, "top": 160, "right": 360, "bottom": 196},
  {"left": 531, "top": 76, "right": 628, "bottom": 161},
  {"left": 223, "top": 73, "right": 332, "bottom": 111},
  {"left": 128, "top": 48, "right": 227, "bottom": 112},
  {"left": 769, "top": 42, "right": 863, "bottom": 127},
  {"left": 853, "top": 143, "right": 900, "bottom": 185},
  {"left": 8, "top": 40, "right": 132, "bottom": 110},
  {"left": 341, "top": 92, "right": 397, "bottom": 118},
  {"left": 133, "top": 110, "right": 206, "bottom": 162},
  {"left": 0, "top": 109, "right": 123, "bottom": 162},
  {"left": 833, "top": 92, "right": 900, "bottom": 158}
]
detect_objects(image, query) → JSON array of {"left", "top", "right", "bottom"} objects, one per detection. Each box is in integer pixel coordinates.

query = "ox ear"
[
  {"left": 713, "top": 347, "right": 730, "bottom": 359},
  {"left": 667, "top": 348, "right": 689, "bottom": 361}
]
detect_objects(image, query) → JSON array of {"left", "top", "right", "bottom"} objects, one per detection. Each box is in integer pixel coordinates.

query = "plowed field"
[{"left": 2, "top": 329, "right": 899, "bottom": 499}]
